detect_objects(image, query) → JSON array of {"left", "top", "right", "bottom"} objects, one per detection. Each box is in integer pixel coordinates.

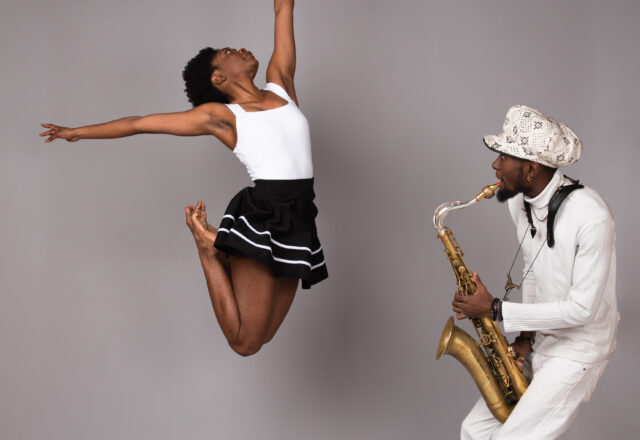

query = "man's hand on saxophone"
[
  {"left": 452, "top": 273, "right": 533, "bottom": 368},
  {"left": 511, "top": 337, "right": 533, "bottom": 368},
  {"left": 452, "top": 273, "right": 494, "bottom": 319}
]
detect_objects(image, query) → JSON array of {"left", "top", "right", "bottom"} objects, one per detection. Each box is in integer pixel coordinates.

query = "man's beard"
[{"left": 496, "top": 186, "right": 520, "bottom": 203}]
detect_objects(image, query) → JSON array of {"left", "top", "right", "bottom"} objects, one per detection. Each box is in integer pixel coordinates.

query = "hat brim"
[
  {"left": 483, "top": 133, "right": 525, "bottom": 161},
  {"left": 483, "top": 133, "right": 559, "bottom": 166}
]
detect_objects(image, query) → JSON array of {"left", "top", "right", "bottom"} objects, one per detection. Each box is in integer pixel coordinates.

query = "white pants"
[{"left": 460, "top": 352, "right": 608, "bottom": 440}]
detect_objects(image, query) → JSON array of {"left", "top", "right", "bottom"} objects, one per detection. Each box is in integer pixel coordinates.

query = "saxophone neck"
[
  {"left": 433, "top": 183, "right": 501, "bottom": 235},
  {"left": 434, "top": 200, "right": 476, "bottom": 235}
]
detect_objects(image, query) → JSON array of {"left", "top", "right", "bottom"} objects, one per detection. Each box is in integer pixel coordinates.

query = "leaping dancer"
[{"left": 40, "top": 0, "right": 328, "bottom": 356}]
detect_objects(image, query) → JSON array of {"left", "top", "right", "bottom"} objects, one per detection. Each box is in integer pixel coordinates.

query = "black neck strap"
[{"left": 523, "top": 176, "right": 584, "bottom": 248}]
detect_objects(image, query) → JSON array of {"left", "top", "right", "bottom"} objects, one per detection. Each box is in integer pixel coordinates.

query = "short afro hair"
[{"left": 182, "top": 47, "right": 229, "bottom": 107}]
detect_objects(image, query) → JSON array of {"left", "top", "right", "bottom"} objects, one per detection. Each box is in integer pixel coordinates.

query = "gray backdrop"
[{"left": 1, "top": 0, "right": 638, "bottom": 439}]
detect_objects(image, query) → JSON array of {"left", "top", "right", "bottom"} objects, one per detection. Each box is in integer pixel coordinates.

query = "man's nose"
[{"left": 492, "top": 155, "right": 500, "bottom": 170}]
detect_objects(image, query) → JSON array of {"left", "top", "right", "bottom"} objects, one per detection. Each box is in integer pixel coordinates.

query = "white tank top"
[{"left": 225, "top": 82, "right": 314, "bottom": 181}]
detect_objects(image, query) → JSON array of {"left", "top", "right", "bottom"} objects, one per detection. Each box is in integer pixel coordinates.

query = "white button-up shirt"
[{"left": 502, "top": 170, "right": 619, "bottom": 363}]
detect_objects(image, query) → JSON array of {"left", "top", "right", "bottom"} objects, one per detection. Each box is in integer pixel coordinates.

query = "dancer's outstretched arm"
[
  {"left": 267, "top": 0, "right": 297, "bottom": 103},
  {"left": 40, "top": 103, "right": 235, "bottom": 148}
]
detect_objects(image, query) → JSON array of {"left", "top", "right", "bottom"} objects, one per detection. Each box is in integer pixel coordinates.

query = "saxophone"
[{"left": 434, "top": 183, "right": 528, "bottom": 423}]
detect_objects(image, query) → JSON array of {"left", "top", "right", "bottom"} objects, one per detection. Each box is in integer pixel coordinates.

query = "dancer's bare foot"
[
  {"left": 192, "top": 200, "right": 218, "bottom": 233},
  {"left": 185, "top": 201, "right": 230, "bottom": 271},
  {"left": 185, "top": 201, "right": 217, "bottom": 250}
]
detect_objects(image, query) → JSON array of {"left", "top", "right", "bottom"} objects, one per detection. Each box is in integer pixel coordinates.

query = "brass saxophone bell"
[{"left": 437, "top": 316, "right": 514, "bottom": 423}]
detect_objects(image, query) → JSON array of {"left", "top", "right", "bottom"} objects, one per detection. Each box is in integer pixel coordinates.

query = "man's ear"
[{"left": 526, "top": 160, "right": 540, "bottom": 178}]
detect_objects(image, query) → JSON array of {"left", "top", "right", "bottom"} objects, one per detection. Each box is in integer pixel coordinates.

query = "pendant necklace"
[{"left": 503, "top": 223, "right": 547, "bottom": 301}]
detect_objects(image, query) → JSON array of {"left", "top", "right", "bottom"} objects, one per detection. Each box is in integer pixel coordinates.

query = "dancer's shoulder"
[{"left": 193, "top": 102, "right": 236, "bottom": 123}]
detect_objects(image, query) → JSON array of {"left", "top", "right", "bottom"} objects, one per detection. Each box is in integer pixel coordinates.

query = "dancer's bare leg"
[
  {"left": 185, "top": 201, "right": 297, "bottom": 356},
  {"left": 263, "top": 277, "right": 297, "bottom": 344},
  {"left": 226, "top": 255, "right": 297, "bottom": 350}
]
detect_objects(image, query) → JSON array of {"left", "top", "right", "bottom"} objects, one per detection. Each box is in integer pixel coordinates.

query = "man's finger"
[{"left": 453, "top": 294, "right": 466, "bottom": 303}]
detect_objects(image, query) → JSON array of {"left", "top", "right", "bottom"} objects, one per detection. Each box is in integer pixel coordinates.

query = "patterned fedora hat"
[{"left": 483, "top": 105, "right": 582, "bottom": 168}]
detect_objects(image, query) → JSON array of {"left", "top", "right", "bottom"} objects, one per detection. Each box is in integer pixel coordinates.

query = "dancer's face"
[
  {"left": 492, "top": 153, "right": 527, "bottom": 202},
  {"left": 211, "top": 47, "right": 259, "bottom": 86}
]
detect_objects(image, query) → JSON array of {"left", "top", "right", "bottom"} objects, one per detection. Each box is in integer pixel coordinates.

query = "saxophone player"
[{"left": 451, "top": 105, "right": 619, "bottom": 440}]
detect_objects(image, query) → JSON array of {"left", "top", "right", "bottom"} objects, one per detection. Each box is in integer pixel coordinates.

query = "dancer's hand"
[{"left": 40, "top": 124, "right": 78, "bottom": 142}]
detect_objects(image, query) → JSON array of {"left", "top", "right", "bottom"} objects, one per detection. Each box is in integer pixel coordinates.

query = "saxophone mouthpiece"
[{"left": 475, "top": 182, "right": 502, "bottom": 201}]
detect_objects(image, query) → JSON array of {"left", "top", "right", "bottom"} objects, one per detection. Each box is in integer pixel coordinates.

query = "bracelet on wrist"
[{"left": 490, "top": 298, "right": 500, "bottom": 321}]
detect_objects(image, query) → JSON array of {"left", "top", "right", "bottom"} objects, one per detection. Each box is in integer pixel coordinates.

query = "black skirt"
[{"left": 214, "top": 178, "right": 328, "bottom": 289}]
